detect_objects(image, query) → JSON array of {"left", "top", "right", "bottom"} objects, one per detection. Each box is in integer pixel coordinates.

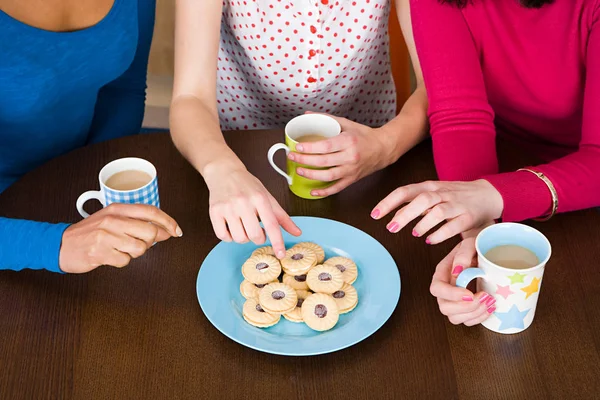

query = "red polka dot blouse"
[{"left": 217, "top": 0, "right": 397, "bottom": 130}]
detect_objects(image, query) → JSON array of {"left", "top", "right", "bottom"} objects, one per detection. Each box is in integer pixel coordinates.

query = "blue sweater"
[{"left": 0, "top": 0, "right": 155, "bottom": 273}]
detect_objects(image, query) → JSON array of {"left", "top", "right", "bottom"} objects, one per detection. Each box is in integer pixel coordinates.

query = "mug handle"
[
  {"left": 76, "top": 190, "right": 104, "bottom": 218},
  {"left": 267, "top": 143, "right": 293, "bottom": 185},
  {"left": 456, "top": 268, "right": 487, "bottom": 288}
]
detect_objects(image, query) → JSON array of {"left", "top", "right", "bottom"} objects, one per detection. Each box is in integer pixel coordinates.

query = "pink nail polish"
[
  {"left": 425, "top": 238, "right": 432, "bottom": 245},
  {"left": 487, "top": 306, "right": 496, "bottom": 314},
  {"left": 370, "top": 209, "right": 380, "bottom": 219},
  {"left": 462, "top": 296, "right": 473, "bottom": 302},
  {"left": 387, "top": 222, "right": 400, "bottom": 233},
  {"left": 479, "top": 294, "right": 489, "bottom": 303},
  {"left": 297, "top": 169, "right": 304, "bottom": 176},
  {"left": 412, "top": 229, "right": 419, "bottom": 237},
  {"left": 485, "top": 297, "right": 496, "bottom": 307},
  {"left": 452, "top": 265, "right": 464, "bottom": 275},
  {"left": 288, "top": 153, "right": 295, "bottom": 160},
  {"left": 296, "top": 145, "right": 304, "bottom": 152}
]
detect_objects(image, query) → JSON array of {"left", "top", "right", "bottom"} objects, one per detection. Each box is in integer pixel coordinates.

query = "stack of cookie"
[{"left": 240, "top": 242, "right": 359, "bottom": 332}]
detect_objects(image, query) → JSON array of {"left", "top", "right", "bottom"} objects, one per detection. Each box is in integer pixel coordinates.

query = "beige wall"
[{"left": 149, "top": 0, "right": 175, "bottom": 77}]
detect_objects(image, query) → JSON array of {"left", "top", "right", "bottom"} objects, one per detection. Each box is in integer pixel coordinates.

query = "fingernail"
[
  {"left": 412, "top": 229, "right": 419, "bottom": 237},
  {"left": 425, "top": 238, "right": 432, "bottom": 245},
  {"left": 387, "top": 222, "right": 399, "bottom": 233},
  {"left": 297, "top": 168, "right": 304, "bottom": 176},
  {"left": 485, "top": 297, "right": 496, "bottom": 307},
  {"left": 176, "top": 226, "right": 183, "bottom": 237},
  {"left": 370, "top": 209, "right": 380, "bottom": 219},
  {"left": 296, "top": 144, "right": 304, "bottom": 152},
  {"left": 452, "top": 265, "right": 464, "bottom": 275},
  {"left": 462, "top": 295, "right": 473, "bottom": 302},
  {"left": 479, "top": 294, "right": 489, "bottom": 303},
  {"left": 487, "top": 306, "right": 496, "bottom": 314},
  {"left": 311, "top": 191, "right": 319, "bottom": 197},
  {"left": 288, "top": 153, "right": 295, "bottom": 160},
  {"left": 277, "top": 250, "right": 285, "bottom": 259}
]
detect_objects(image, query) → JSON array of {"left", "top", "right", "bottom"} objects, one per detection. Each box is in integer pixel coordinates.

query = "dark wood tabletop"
[{"left": 1, "top": 131, "right": 599, "bottom": 400}]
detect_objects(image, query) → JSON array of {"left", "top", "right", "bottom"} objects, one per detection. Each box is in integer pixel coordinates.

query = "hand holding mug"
[
  {"left": 66, "top": 157, "right": 182, "bottom": 273},
  {"left": 430, "top": 237, "right": 498, "bottom": 327},
  {"left": 286, "top": 113, "right": 391, "bottom": 197},
  {"left": 60, "top": 203, "right": 182, "bottom": 273}
]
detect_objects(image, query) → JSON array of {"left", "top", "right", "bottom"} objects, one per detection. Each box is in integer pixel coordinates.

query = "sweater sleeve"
[
  {"left": 484, "top": 7, "right": 600, "bottom": 221},
  {"left": 0, "top": 218, "right": 70, "bottom": 273},
  {"left": 87, "top": 0, "right": 155, "bottom": 144},
  {"left": 410, "top": 0, "right": 498, "bottom": 181}
]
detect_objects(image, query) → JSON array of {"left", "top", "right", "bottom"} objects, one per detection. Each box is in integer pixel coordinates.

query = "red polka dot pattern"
[{"left": 217, "top": 0, "right": 396, "bottom": 130}]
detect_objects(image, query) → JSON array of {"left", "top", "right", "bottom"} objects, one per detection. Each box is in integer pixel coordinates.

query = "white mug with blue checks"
[{"left": 76, "top": 158, "right": 160, "bottom": 218}]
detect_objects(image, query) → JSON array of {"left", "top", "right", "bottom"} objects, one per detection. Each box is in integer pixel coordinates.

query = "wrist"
[
  {"left": 372, "top": 125, "right": 401, "bottom": 168},
  {"left": 201, "top": 157, "right": 247, "bottom": 184},
  {"left": 475, "top": 179, "right": 504, "bottom": 220}
]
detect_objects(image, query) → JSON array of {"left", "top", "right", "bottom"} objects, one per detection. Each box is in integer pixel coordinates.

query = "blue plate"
[{"left": 196, "top": 216, "right": 400, "bottom": 356}]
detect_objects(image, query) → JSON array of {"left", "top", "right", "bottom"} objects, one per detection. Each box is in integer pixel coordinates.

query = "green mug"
[{"left": 267, "top": 114, "right": 341, "bottom": 199}]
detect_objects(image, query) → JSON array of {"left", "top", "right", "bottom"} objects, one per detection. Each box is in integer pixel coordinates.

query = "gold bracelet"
[{"left": 517, "top": 168, "right": 559, "bottom": 221}]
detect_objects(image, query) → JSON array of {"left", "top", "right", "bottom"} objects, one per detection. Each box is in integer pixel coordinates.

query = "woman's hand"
[
  {"left": 287, "top": 113, "right": 395, "bottom": 197},
  {"left": 204, "top": 163, "right": 301, "bottom": 259},
  {"left": 59, "top": 203, "right": 182, "bottom": 273},
  {"left": 372, "top": 180, "right": 504, "bottom": 244},
  {"left": 430, "top": 237, "right": 497, "bottom": 326}
]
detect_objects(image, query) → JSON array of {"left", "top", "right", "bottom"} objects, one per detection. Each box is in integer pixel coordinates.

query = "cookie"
[
  {"left": 242, "top": 298, "right": 280, "bottom": 328},
  {"left": 293, "top": 242, "right": 325, "bottom": 264},
  {"left": 242, "top": 254, "right": 282, "bottom": 285},
  {"left": 324, "top": 256, "right": 358, "bottom": 284},
  {"left": 306, "top": 264, "right": 344, "bottom": 294},
  {"left": 281, "top": 247, "right": 317, "bottom": 274},
  {"left": 283, "top": 290, "right": 311, "bottom": 323},
  {"left": 332, "top": 283, "right": 358, "bottom": 314},
  {"left": 240, "top": 279, "right": 277, "bottom": 300},
  {"left": 258, "top": 283, "right": 298, "bottom": 314},
  {"left": 282, "top": 273, "right": 309, "bottom": 291},
  {"left": 252, "top": 246, "right": 275, "bottom": 257},
  {"left": 301, "top": 293, "right": 339, "bottom": 331}
]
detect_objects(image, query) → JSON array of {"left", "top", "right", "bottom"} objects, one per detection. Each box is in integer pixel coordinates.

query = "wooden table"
[{"left": 1, "top": 132, "right": 599, "bottom": 400}]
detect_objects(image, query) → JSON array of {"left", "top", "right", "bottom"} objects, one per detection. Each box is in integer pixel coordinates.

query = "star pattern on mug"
[
  {"left": 495, "top": 284, "right": 515, "bottom": 300},
  {"left": 507, "top": 272, "right": 526, "bottom": 285},
  {"left": 495, "top": 304, "right": 531, "bottom": 331},
  {"left": 521, "top": 277, "right": 541, "bottom": 299}
]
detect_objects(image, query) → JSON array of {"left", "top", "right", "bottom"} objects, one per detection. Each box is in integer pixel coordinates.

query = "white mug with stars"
[{"left": 456, "top": 223, "right": 551, "bottom": 334}]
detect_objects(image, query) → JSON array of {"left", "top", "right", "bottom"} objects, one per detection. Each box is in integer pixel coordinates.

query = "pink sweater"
[{"left": 411, "top": 0, "right": 600, "bottom": 221}]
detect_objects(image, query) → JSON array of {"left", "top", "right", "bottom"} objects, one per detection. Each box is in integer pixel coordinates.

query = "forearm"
[
  {"left": 375, "top": 83, "right": 429, "bottom": 167},
  {"left": 0, "top": 218, "right": 69, "bottom": 273},
  {"left": 170, "top": 95, "right": 246, "bottom": 178}
]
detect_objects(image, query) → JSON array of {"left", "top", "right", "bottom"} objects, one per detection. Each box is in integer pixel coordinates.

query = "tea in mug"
[
  {"left": 484, "top": 245, "right": 540, "bottom": 270},
  {"left": 105, "top": 170, "right": 152, "bottom": 191}
]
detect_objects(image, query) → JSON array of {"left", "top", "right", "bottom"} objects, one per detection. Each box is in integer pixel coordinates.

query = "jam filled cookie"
[
  {"left": 332, "top": 283, "right": 358, "bottom": 314},
  {"left": 301, "top": 293, "right": 339, "bottom": 331},
  {"left": 252, "top": 246, "right": 275, "bottom": 257},
  {"left": 240, "top": 279, "right": 277, "bottom": 300},
  {"left": 306, "top": 265, "right": 344, "bottom": 294},
  {"left": 324, "top": 256, "right": 358, "bottom": 284},
  {"left": 282, "top": 273, "right": 309, "bottom": 291},
  {"left": 258, "top": 283, "right": 298, "bottom": 314},
  {"left": 242, "top": 298, "right": 280, "bottom": 328},
  {"left": 293, "top": 242, "right": 325, "bottom": 264},
  {"left": 283, "top": 290, "right": 311, "bottom": 323},
  {"left": 242, "top": 254, "right": 282, "bottom": 285},
  {"left": 281, "top": 247, "right": 317, "bottom": 274}
]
